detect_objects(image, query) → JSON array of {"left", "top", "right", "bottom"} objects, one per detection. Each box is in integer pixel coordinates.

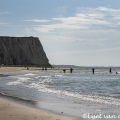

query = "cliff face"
[{"left": 0, "top": 36, "right": 51, "bottom": 67}]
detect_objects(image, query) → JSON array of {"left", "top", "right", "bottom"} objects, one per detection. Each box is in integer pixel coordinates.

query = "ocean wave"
[
  {"left": 40, "top": 78, "right": 54, "bottom": 84},
  {"left": 41, "top": 75, "right": 51, "bottom": 78},
  {"left": 25, "top": 83, "right": 120, "bottom": 107},
  {"left": 55, "top": 75, "right": 63, "bottom": 77},
  {"left": 35, "top": 76, "right": 41, "bottom": 79},
  {"left": 24, "top": 73, "right": 37, "bottom": 76},
  {"left": 5, "top": 71, "right": 120, "bottom": 107},
  {"left": 7, "top": 77, "right": 32, "bottom": 86}
]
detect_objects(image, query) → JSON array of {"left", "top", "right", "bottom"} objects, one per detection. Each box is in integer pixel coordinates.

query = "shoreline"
[
  {"left": 0, "top": 96, "right": 76, "bottom": 120},
  {"left": 0, "top": 67, "right": 78, "bottom": 120},
  {"left": 1, "top": 67, "right": 120, "bottom": 120},
  {"left": 0, "top": 67, "right": 27, "bottom": 73}
]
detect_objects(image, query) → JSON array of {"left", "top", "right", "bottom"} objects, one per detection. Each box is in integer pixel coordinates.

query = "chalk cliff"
[{"left": 0, "top": 36, "right": 51, "bottom": 67}]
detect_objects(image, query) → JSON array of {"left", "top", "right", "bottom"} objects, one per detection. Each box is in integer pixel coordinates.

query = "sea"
[{"left": 0, "top": 67, "right": 120, "bottom": 120}]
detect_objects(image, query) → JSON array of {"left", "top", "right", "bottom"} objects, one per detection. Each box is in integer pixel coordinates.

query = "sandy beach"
[
  {"left": 0, "top": 98, "right": 74, "bottom": 120},
  {"left": 0, "top": 67, "right": 76, "bottom": 120},
  {"left": 0, "top": 67, "right": 26, "bottom": 72}
]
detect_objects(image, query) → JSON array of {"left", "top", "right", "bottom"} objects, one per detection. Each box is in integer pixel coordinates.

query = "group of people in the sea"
[
  {"left": 63, "top": 67, "right": 118, "bottom": 74},
  {"left": 25, "top": 65, "right": 119, "bottom": 74},
  {"left": 63, "top": 68, "right": 73, "bottom": 73},
  {"left": 92, "top": 67, "right": 118, "bottom": 74}
]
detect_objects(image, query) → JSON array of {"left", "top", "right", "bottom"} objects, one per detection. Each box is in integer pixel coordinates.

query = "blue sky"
[{"left": 0, "top": 0, "right": 120, "bottom": 66}]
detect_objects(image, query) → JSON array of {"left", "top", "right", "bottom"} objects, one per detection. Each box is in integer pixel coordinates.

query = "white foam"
[
  {"left": 35, "top": 76, "right": 41, "bottom": 79},
  {"left": 24, "top": 73, "right": 37, "bottom": 76},
  {"left": 40, "top": 78, "right": 53, "bottom": 84},
  {"left": 41, "top": 76, "right": 51, "bottom": 78},
  {"left": 55, "top": 75, "right": 63, "bottom": 77},
  {"left": 28, "top": 83, "right": 46, "bottom": 90},
  {"left": 25, "top": 82, "right": 120, "bottom": 107},
  {"left": 7, "top": 77, "right": 31, "bottom": 86}
]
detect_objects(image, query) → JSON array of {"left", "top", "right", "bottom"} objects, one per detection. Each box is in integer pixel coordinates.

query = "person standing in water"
[
  {"left": 45, "top": 67, "right": 47, "bottom": 71},
  {"left": 70, "top": 68, "right": 73, "bottom": 73},
  {"left": 63, "top": 69, "right": 66, "bottom": 73},
  {"left": 109, "top": 68, "right": 112, "bottom": 73},
  {"left": 92, "top": 68, "right": 95, "bottom": 74}
]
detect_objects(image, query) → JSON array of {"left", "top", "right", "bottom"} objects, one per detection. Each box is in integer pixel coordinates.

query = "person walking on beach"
[
  {"left": 70, "top": 68, "right": 73, "bottom": 73},
  {"left": 92, "top": 68, "right": 95, "bottom": 74}
]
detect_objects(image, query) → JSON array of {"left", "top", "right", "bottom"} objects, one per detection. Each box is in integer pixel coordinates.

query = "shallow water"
[{"left": 0, "top": 68, "right": 120, "bottom": 119}]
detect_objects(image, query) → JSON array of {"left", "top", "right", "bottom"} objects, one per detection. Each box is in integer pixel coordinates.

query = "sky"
[{"left": 0, "top": 0, "right": 120, "bottom": 66}]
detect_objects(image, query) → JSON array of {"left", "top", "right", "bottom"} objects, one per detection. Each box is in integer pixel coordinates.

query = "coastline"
[
  {"left": 0, "top": 67, "right": 77, "bottom": 120},
  {"left": 0, "top": 97, "right": 75, "bottom": 120},
  {"left": 0, "top": 67, "right": 26, "bottom": 73},
  {"left": 1, "top": 66, "right": 120, "bottom": 119}
]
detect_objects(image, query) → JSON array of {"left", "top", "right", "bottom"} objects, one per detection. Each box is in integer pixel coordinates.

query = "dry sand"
[
  {"left": 0, "top": 66, "right": 40, "bottom": 73},
  {"left": 0, "top": 98, "right": 75, "bottom": 120},
  {"left": 0, "top": 67, "right": 76, "bottom": 120},
  {"left": 0, "top": 67, "right": 26, "bottom": 72}
]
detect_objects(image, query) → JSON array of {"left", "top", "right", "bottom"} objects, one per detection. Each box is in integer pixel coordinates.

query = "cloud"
[
  {"left": 22, "top": 6, "right": 120, "bottom": 66},
  {"left": 23, "top": 19, "right": 50, "bottom": 22},
  {"left": 96, "top": 7, "right": 120, "bottom": 12},
  {"left": 56, "top": 6, "right": 67, "bottom": 13},
  {"left": 53, "top": 14, "right": 109, "bottom": 26},
  {"left": 25, "top": 6, "right": 120, "bottom": 49},
  {"left": 0, "top": 12, "right": 9, "bottom": 14},
  {"left": 0, "top": 23, "right": 11, "bottom": 26},
  {"left": 25, "top": 27, "right": 32, "bottom": 32},
  {"left": 33, "top": 23, "right": 89, "bottom": 33},
  {"left": 33, "top": 26, "right": 54, "bottom": 33},
  {"left": 49, "top": 47, "right": 120, "bottom": 55},
  {"left": 31, "top": 6, "right": 120, "bottom": 34}
]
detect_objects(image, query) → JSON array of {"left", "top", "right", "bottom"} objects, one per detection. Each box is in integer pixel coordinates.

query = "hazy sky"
[{"left": 0, "top": 0, "right": 120, "bottom": 66}]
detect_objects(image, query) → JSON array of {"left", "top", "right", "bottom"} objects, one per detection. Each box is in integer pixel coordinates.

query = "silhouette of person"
[
  {"left": 92, "top": 68, "right": 94, "bottom": 74},
  {"left": 70, "top": 68, "right": 73, "bottom": 73},
  {"left": 116, "top": 71, "right": 118, "bottom": 74},
  {"left": 45, "top": 67, "right": 47, "bottom": 71},
  {"left": 63, "top": 69, "right": 66, "bottom": 73},
  {"left": 109, "top": 68, "right": 112, "bottom": 73}
]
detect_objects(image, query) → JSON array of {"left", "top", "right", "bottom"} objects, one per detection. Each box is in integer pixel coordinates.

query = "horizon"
[
  {"left": 52, "top": 64, "right": 120, "bottom": 68},
  {"left": 0, "top": 0, "right": 120, "bottom": 66}
]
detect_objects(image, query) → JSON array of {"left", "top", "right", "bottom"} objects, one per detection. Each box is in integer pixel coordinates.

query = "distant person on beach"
[
  {"left": 116, "top": 71, "right": 118, "bottom": 74},
  {"left": 63, "top": 69, "right": 66, "bottom": 73},
  {"left": 92, "top": 68, "right": 94, "bottom": 74},
  {"left": 45, "top": 67, "right": 47, "bottom": 71},
  {"left": 42, "top": 67, "right": 44, "bottom": 71},
  {"left": 70, "top": 68, "right": 73, "bottom": 73},
  {"left": 109, "top": 68, "right": 112, "bottom": 73}
]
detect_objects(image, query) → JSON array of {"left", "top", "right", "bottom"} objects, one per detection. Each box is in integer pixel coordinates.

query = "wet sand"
[{"left": 0, "top": 98, "right": 75, "bottom": 120}]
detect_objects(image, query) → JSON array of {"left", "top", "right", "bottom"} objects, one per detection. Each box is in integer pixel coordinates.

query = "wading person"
[
  {"left": 70, "top": 68, "right": 73, "bottom": 73},
  {"left": 92, "top": 68, "right": 94, "bottom": 74},
  {"left": 109, "top": 68, "right": 112, "bottom": 73},
  {"left": 63, "top": 69, "right": 66, "bottom": 73}
]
